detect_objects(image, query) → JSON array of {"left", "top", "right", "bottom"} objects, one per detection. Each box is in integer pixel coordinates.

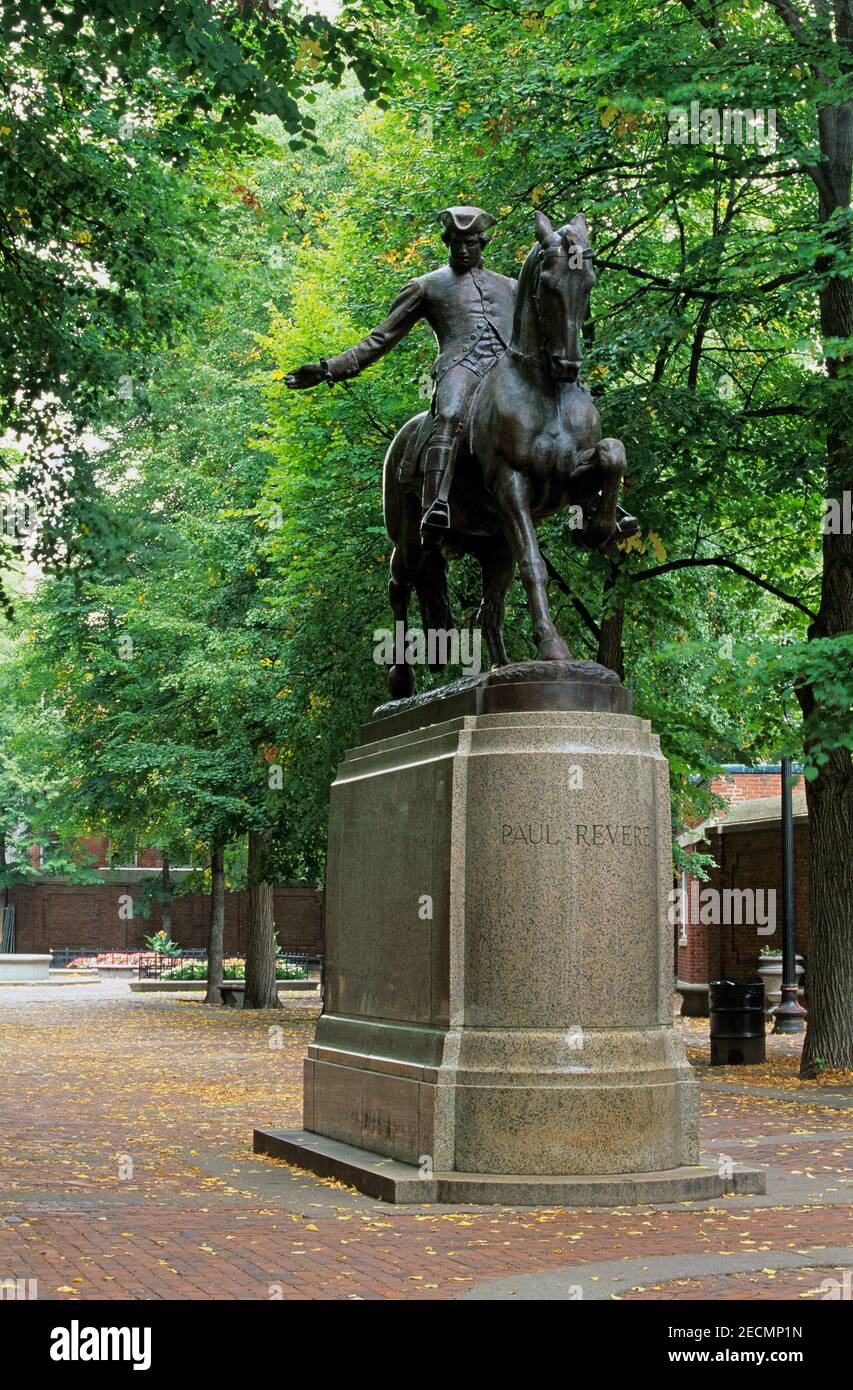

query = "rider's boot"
[{"left": 420, "top": 440, "right": 455, "bottom": 536}]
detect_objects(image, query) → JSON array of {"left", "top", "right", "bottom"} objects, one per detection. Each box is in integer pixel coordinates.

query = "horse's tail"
[
  {"left": 383, "top": 413, "right": 454, "bottom": 655},
  {"left": 382, "top": 412, "right": 427, "bottom": 549}
]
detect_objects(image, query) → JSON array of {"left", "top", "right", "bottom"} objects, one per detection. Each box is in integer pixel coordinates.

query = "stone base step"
[{"left": 253, "top": 1127, "right": 767, "bottom": 1206}]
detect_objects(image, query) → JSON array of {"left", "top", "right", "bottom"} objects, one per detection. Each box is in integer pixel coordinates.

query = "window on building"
[{"left": 678, "top": 870, "right": 688, "bottom": 945}]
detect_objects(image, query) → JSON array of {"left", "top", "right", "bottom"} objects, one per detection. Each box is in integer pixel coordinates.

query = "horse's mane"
[{"left": 510, "top": 241, "right": 544, "bottom": 355}]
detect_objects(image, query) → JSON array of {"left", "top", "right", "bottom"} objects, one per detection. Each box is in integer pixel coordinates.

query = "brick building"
[
  {"left": 6, "top": 836, "right": 323, "bottom": 956},
  {"left": 674, "top": 766, "right": 808, "bottom": 1015}
]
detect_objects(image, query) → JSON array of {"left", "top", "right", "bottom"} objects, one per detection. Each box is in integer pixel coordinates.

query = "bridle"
[{"left": 509, "top": 244, "right": 594, "bottom": 376}]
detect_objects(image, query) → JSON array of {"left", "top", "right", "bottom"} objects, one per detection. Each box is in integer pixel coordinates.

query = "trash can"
[{"left": 709, "top": 979, "right": 766, "bottom": 1065}]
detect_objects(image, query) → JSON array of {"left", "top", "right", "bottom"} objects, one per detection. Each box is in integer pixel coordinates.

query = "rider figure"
[{"left": 284, "top": 206, "right": 516, "bottom": 535}]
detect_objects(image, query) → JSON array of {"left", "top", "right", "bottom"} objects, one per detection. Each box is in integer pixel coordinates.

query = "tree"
[
  {"left": 0, "top": 627, "right": 105, "bottom": 913},
  {"left": 205, "top": 839, "right": 226, "bottom": 1005},
  {"left": 243, "top": 829, "right": 279, "bottom": 1009},
  {"left": 0, "top": 0, "right": 431, "bottom": 586},
  {"left": 5, "top": 2, "right": 848, "bottom": 1058},
  {"left": 3, "top": 121, "right": 343, "bottom": 997}
]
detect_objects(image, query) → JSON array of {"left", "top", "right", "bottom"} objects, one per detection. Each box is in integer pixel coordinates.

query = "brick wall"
[
  {"left": 710, "top": 770, "right": 804, "bottom": 802},
  {"left": 25, "top": 837, "right": 159, "bottom": 870},
  {"left": 674, "top": 860, "right": 716, "bottom": 985},
  {"left": 716, "top": 824, "right": 809, "bottom": 977},
  {"left": 10, "top": 881, "right": 324, "bottom": 956},
  {"left": 79, "top": 836, "right": 110, "bottom": 865},
  {"left": 675, "top": 825, "right": 809, "bottom": 984}
]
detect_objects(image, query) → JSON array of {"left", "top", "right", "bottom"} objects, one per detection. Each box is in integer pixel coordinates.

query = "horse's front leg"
[
  {"left": 573, "top": 437, "right": 629, "bottom": 548},
  {"left": 493, "top": 465, "right": 571, "bottom": 662}
]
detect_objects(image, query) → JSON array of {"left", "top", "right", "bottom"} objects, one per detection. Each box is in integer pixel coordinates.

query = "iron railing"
[
  {"left": 50, "top": 946, "right": 100, "bottom": 969},
  {"left": 137, "top": 951, "right": 323, "bottom": 992}
]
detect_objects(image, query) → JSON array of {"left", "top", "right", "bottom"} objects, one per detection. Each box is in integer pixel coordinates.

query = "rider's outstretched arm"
[{"left": 285, "top": 280, "right": 425, "bottom": 389}]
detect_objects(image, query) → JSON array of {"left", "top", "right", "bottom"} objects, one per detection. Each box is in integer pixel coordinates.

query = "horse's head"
[{"left": 530, "top": 211, "right": 595, "bottom": 383}]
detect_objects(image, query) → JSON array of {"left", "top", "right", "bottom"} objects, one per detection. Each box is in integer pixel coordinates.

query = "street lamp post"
[{"left": 771, "top": 754, "right": 807, "bottom": 1034}]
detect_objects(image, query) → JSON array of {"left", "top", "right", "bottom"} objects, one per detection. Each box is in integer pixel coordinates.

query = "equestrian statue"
[{"left": 285, "top": 205, "right": 638, "bottom": 698}]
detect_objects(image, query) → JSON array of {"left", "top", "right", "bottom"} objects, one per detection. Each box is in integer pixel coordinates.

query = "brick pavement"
[{"left": 0, "top": 983, "right": 849, "bottom": 1301}]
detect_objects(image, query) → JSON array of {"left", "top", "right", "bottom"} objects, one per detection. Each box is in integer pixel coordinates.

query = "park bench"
[{"left": 218, "top": 977, "right": 318, "bottom": 1006}]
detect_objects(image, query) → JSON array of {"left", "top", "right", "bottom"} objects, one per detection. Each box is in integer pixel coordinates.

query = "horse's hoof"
[
  {"left": 388, "top": 663, "right": 416, "bottom": 700},
  {"left": 586, "top": 513, "right": 639, "bottom": 551},
  {"left": 598, "top": 514, "right": 641, "bottom": 555},
  {"left": 539, "top": 637, "right": 572, "bottom": 661}
]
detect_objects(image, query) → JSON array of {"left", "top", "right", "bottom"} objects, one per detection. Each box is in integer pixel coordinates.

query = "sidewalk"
[{"left": 0, "top": 983, "right": 849, "bottom": 1300}]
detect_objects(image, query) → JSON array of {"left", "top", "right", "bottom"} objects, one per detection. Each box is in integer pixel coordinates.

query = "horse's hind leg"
[
  {"left": 388, "top": 545, "right": 416, "bottom": 699},
  {"left": 493, "top": 466, "right": 571, "bottom": 662},
  {"left": 415, "top": 545, "right": 455, "bottom": 674},
  {"left": 473, "top": 533, "right": 514, "bottom": 669}
]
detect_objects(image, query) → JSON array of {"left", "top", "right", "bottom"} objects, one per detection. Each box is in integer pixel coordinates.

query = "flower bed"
[
  {"left": 67, "top": 952, "right": 157, "bottom": 970},
  {"left": 161, "top": 957, "right": 308, "bottom": 982}
]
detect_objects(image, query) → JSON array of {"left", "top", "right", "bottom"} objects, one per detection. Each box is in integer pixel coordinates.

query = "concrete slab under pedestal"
[{"left": 253, "top": 1127, "right": 766, "bottom": 1206}]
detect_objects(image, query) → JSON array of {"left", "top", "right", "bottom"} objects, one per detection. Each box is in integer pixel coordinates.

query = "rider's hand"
[{"left": 284, "top": 361, "right": 327, "bottom": 390}]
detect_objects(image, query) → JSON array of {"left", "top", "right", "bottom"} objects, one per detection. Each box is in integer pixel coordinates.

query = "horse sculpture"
[{"left": 382, "top": 210, "right": 637, "bottom": 700}]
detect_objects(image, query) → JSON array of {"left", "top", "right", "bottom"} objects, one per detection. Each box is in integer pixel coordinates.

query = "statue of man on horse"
[
  {"left": 285, "top": 204, "right": 514, "bottom": 536},
  {"left": 286, "top": 204, "right": 638, "bottom": 699}
]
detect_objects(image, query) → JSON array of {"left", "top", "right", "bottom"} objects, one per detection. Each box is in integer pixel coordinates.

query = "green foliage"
[
  {"left": 161, "top": 957, "right": 306, "bottom": 980},
  {"left": 162, "top": 960, "right": 208, "bottom": 980},
  {"left": 0, "top": 629, "right": 102, "bottom": 888},
  {"left": 2, "top": 0, "right": 850, "bottom": 899},
  {"left": 144, "top": 930, "right": 180, "bottom": 956},
  {"left": 0, "top": 0, "right": 418, "bottom": 584},
  {"left": 766, "top": 636, "right": 853, "bottom": 778}
]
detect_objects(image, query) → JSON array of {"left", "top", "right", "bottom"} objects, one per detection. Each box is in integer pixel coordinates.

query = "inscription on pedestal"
[{"left": 501, "top": 821, "right": 652, "bottom": 848}]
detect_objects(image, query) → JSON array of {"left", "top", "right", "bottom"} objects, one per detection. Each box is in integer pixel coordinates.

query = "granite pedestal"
[{"left": 255, "top": 662, "right": 765, "bottom": 1203}]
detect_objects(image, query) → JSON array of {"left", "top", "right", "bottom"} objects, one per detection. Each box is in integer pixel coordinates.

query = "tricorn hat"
[{"left": 438, "top": 205, "right": 497, "bottom": 242}]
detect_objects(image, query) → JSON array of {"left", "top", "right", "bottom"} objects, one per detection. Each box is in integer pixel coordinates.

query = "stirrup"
[{"left": 421, "top": 499, "right": 451, "bottom": 532}]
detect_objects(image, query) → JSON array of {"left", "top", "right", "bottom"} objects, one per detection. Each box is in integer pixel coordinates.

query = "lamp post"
[{"left": 771, "top": 752, "right": 807, "bottom": 1034}]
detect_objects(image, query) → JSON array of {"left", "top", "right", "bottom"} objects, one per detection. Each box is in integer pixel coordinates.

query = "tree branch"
[
  {"left": 542, "top": 553, "right": 602, "bottom": 639},
  {"left": 630, "top": 554, "right": 818, "bottom": 618}
]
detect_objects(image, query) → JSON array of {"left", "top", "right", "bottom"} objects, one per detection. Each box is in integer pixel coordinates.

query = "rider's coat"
[
  {"left": 323, "top": 265, "right": 516, "bottom": 386},
  {"left": 324, "top": 264, "right": 516, "bottom": 482}
]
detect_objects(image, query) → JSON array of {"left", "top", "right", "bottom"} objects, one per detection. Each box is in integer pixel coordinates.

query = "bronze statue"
[
  {"left": 286, "top": 207, "right": 637, "bottom": 698},
  {"left": 286, "top": 205, "right": 514, "bottom": 534}
]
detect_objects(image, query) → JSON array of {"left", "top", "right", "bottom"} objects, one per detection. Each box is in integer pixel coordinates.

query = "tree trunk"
[
  {"left": 798, "top": 399, "right": 853, "bottom": 1072},
  {"left": 0, "top": 832, "right": 7, "bottom": 913},
  {"left": 243, "top": 830, "right": 280, "bottom": 1009},
  {"left": 797, "top": 102, "right": 853, "bottom": 1074},
  {"left": 204, "top": 840, "right": 225, "bottom": 1005},
  {"left": 798, "top": 742, "right": 853, "bottom": 1074},
  {"left": 596, "top": 563, "right": 626, "bottom": 680},
  {"left": 596, "top": 607, "right": 625, "bottom": 680},
  {"left": 160, "top": 856, "right": 174, "bottom": 941}
]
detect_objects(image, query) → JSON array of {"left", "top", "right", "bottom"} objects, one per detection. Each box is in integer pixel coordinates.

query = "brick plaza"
[{"left": 0, "top": 982, "right": 849, "bottom": 1301}]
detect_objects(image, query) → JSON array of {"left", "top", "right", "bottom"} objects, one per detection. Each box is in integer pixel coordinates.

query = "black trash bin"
[{"left": 709, "top": 979, "right": 766, "bottom": 1065}]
